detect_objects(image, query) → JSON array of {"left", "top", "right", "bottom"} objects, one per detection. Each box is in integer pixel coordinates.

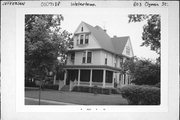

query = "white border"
[{"left": 16, "top": 8, "right": 168, "bottom": 112}]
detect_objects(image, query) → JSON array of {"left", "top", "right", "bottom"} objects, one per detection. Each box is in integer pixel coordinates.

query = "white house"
[{"left": 56, "top": 21, "right": 134, "bottom": 89}]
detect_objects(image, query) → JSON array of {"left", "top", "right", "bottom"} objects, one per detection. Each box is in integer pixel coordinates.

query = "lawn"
[{"left": 25, "top": 90, "right": 128, "bottom": 105}]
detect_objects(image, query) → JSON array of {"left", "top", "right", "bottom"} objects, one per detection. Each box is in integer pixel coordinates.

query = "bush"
[
  {"left": 42, "top": 84, "right": 59, "bottom": 90},
  {"left": 72, "top": 86, "right": 120, "bottom": 95},
  {"left": 25, "top": 81, "right": 37, "bottom": 87},
  {"left": 120, "top": 85, "right": 160, "bottom": 105},
  {"left": 154, "top": 82, "right": 160, "bottom": 88}
]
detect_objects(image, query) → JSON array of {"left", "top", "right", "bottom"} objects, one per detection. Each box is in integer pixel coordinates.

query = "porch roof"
[{"left": 63, "top": 65, "right": 122, "bottom": 72}]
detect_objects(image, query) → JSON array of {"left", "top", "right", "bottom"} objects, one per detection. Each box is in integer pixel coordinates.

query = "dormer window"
[
  {"left": 80, "top": 35, "right": 84, "bottom": 44},
  {"left": 85, "top": 35, "right": 89, "bottom": 44},
  {"left": 77, "top": 34, "right": 89, "bottom": 46}
]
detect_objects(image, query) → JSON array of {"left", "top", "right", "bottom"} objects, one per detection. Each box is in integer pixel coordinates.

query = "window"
[
  {"left": 105, "top": 58, "right": 107, "bottom": 65},
  {"left": 105, "top": 53, "right": 108, "bottom": 65},
  {"left": 82, "top": 51, "right": 92, "bottom": 63},
  {"left": 120, "top": 58, "right": 123, "bottom": 67},
  {"left": 85, "top": 35, "right": 89, "bottom": 44},
  {"left": 77, "top": 39, "right": 79, "bottom": 45},
  {"left": 82, "top": 52, "right": 86, "bottom": 63},
  {"left": 126, "top": 47, "right": 130, "bottom": 55},
  {"left": 71, "top": 52, "right": 75, "bottom": 61},
  {"left": 87, "top": 52, "right": 92, "bottom": 63},
  {"left": 105, "top": 71, "right": 113, "bottom": 83},
  {"left": 81, "top": 27, "right": 83, "bottom": 32},
  {"left": 80, "top": 35, "right": 84, "bottom": 44}
]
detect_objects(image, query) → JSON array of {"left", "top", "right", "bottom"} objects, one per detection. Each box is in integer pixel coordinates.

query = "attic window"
[
  {"left": 80, "top": 35, "right": 84, "bottom": 44},
  {"left": 81, "top": 27, "right": 83, "bottom": 32},
  {"left": 85, "top": 35, "right": 89, "bottom": 44}
]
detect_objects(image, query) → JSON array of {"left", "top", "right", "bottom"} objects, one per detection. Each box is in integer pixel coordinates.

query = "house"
[{"left": 55, "top": 21, "right": 134, "bottom": 90}]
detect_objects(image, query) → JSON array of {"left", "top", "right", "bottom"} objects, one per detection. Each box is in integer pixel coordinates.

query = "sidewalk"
[
  {"left": 25, "top": 90, "right": 128, "bottom": 105},
  {"left": 25, "top": 97, "right": 78, "bottom": 105}
]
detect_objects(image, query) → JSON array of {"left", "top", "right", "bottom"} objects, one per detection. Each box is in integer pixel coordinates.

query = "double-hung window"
[
  {"left": 71, "top": 52, "right": 75, "bottom": 62},
  {"left": 80, "top": 35, "right": 84, "bottom": 44},
  {"left": 82, "top": 51, "right": 86, "bottom": 63},
  {"left": 82, "top": 51, "right": 92, "bottom": 63},
  {"left": 105, "top": 53, "right": 108, "bottom": 65},
  {"left": 87, "top": 52, "right": 92, "bottom": 63},
  {"left": 120, "top": 58, "right": 123, "bottom": 68},
  {"left": 85, "top": 35, "right": 89, "bottom": 44}
]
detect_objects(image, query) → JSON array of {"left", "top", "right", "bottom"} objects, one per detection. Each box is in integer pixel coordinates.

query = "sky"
[{"left": 59, "top": 8, "right": 159, "bottom": 60}]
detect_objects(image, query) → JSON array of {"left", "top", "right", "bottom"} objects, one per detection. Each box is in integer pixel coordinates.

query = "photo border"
[{"left": 16, "top": 7, "right": 168, "bottom": 112}]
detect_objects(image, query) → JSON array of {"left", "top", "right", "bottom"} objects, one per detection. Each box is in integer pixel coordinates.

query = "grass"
[{"left": 25, "top": 90, "right": 128, "bottom": 105}]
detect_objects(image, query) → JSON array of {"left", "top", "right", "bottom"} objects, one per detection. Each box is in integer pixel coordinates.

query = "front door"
[{"left": 66, "top": 70, "right": 78, "bottom": 85}]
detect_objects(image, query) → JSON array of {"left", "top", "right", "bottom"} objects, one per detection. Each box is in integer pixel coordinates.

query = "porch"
[{"left": 64, "top": 69, "right": 115, "bottom": 88}]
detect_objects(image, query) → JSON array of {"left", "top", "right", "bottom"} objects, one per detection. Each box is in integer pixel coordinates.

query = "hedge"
[
  {"left": 25, "top": 81, "right": 37, "bottom": 87},
  {"left": 72, "top": 86, "right": 119, "bottom": 95},
  {"left": 42, "top": 84, "right": 59, "bottom": 90},
  {"left": 120, "top": 85, "right": 160, "bottom": 105}
]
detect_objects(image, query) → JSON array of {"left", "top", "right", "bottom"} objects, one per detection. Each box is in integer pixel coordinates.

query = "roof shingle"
[{"left": 82, "top": 21, "right": 129, "bottom": 55}]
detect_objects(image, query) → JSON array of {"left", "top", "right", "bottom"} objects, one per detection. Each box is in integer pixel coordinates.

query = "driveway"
[{"left": 25, "top": 89, "right": 128, "bottom": 105}]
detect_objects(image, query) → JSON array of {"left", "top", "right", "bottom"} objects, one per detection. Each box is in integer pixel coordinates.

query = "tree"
[
  {"left": 123, "top": 57, "right": 160, "bottom": 85},
  {"left": 128, "top": 14, "right": 161, "bottom": 62},
  {"left": 25, "top": 15, "right": 72, "bottom": 83}
]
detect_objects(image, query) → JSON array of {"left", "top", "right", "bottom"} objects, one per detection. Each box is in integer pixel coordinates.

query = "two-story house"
[{"left": 57, "top": 21, "right": 134, "bottom": 89}]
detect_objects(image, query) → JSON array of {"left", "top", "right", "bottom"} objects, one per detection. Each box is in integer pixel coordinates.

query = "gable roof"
[
  {"left": 111, "top": 36, "right": 129, "bottom": 55},
  {"left": 81, "top": 21, "right": 130, "bottom": 55}
]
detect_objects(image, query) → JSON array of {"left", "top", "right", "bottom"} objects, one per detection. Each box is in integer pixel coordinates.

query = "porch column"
[
  {"left": 78, "top": 69, "right": 80, "bottom": 86},
  {"left": 103, "top": 69, "right": 106, "bottom": 88},
  {"left": 64, "top": 70, "right": 67, "bottom": 85},
  {"left": 90, "top": 69, "right": 92, "bottom": 87}
]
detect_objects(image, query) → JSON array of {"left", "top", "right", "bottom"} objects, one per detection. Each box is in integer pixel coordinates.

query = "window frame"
[
  {"left": 87, "top": 51, "right": 92, "bottom": 63},
  {"left": 105, "top": 53, "right": 108, "bottom": 65},
  {"left": 82, "top": 51, "right": 86, "bottom": 63},
  {"left": 70, "top": 52, "right": 75, "bottom": 62},
  {"left": 80, "top": 34, "right": 84, "bottom": 44},
  {"left": 82, "top": 51, "right": 92, "bottom": 64},
  {"left": 85, "top": 34, "right": 89, "bottom": 44}
]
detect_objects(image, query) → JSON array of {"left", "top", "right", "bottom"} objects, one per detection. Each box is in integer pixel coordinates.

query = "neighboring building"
[{"left": 55, "top": 21, "right": 134, "bottom": 89}]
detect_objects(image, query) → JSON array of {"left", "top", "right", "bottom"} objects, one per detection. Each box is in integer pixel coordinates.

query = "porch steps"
[{"left": 60, "top": 85, "right": 70, "bottom": 91}]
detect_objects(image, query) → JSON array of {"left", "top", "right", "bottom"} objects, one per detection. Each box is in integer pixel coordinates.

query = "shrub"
[
  {"left": 154, "top": 82, "right": 160, "bottom": 88},
  {"left": 120, "top": 85, "right": 160, "bottom": 105},
  {"left": 42, "top": 84, "right": 59, "bottom": 90},
  {"left": 72, "top": 86, "right": 120, "bottom": 95},
  {"left": 25, "top": 81, "right": 37, "bottom": 87}
]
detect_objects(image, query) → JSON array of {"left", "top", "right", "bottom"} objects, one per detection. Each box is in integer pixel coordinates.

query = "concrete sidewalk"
[{"left": 25, "top": 97, "right": 78, "bottom": 105}]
